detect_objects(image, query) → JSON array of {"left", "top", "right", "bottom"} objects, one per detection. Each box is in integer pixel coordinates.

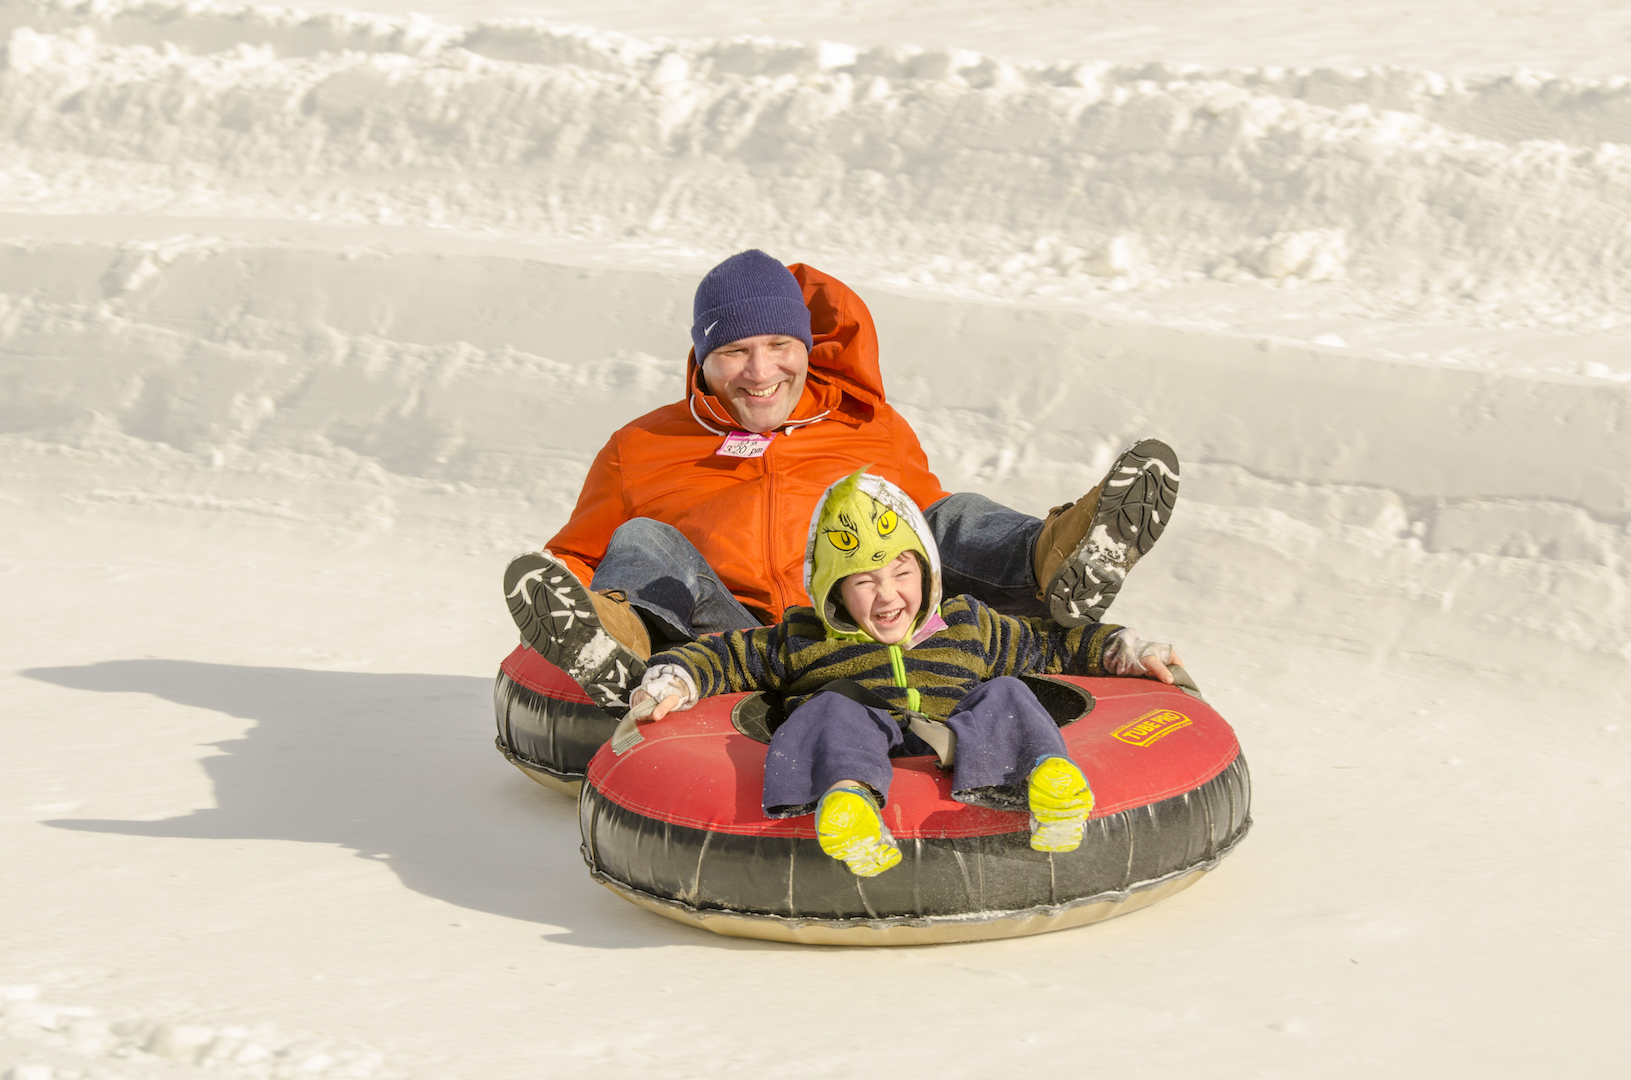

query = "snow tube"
[
  {"left": 579, "top": 673, "right": 1251, "bottom": 945},
  {"left": 493, "top": 644, "right": 612, "bottom": 795}
]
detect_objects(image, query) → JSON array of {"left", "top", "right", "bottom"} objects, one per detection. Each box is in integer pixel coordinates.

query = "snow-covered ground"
[{"left": 3, "top": 1, "right": 1627, "bottom": 1077}]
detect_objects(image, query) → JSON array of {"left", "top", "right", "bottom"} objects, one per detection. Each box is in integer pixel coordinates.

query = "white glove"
[
  {"left": 636, "top": 664, "right": 699, "bottom": 712},
  {"left": 1104, "top": 629, "right": 1176, "bottom": 678}
]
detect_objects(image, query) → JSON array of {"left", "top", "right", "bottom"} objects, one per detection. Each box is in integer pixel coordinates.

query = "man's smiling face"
[{"left": 700, "top": 333, "right": 810, "bottom": 433}]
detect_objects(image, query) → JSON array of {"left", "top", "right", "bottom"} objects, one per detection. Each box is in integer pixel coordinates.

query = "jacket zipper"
[
  {"left": 888, "top": 644, "right": 922, "bottom": 712},
  {"left": 763, "top": 434, "right": 781, "bottom": 615}
]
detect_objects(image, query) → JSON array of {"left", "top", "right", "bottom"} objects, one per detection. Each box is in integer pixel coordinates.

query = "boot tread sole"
[
  {"left": 1046, "top": 439, "right": 1180, "bottom": 626},
  {"left": 503, "top": 552, "right": 646, "bottom": 713}
]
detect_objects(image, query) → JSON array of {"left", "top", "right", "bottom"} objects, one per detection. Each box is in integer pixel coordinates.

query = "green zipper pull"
[{"left": 888, "top": 644, "right": 921, "bottom": 712}]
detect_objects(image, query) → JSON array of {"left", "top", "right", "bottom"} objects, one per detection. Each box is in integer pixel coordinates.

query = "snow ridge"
[
  {"left": 0, "top": 982, "right": 389, "bottom": 1079},
  {"left": 1, "top": 0, "right": 1629, "bottom": 325}
]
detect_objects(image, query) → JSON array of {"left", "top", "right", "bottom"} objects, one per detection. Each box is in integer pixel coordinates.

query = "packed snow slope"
[
  {"left": 2, "top": 2, "right": 1629, "bottom": 1079},
  {"left": 335, "top": 0, "right": 1631, "bottom": 78},
  {"left": 3, "top": 0, "right": 1631, "bottom": 359}
]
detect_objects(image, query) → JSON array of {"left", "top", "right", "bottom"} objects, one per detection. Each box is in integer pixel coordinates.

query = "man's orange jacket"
[{"left": 546, "top": 263, "right": 949, "bottom": 624}]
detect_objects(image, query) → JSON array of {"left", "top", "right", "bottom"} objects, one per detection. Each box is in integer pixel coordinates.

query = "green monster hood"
[{"left": 803, "top": 468, "right": 944, "bottom": 642}]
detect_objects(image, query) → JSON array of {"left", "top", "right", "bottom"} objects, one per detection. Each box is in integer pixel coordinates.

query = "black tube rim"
[{"left": 584, "top": 820, "right": 1250, "bottom": 934}]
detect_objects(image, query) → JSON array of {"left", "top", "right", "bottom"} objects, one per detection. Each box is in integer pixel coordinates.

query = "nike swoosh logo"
[{"left": 705, "top": 320, "right": 718, "bottom": 335}]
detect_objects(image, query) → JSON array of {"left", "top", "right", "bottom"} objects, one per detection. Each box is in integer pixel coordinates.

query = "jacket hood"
[
  {"left": 686, "top": 262, "right": 886, "bottom": 434},
  {"left": 803, "top": 469, "right": 943, "bottom": 643}
]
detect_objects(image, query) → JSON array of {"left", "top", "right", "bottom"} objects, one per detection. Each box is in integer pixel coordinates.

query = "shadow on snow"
[{"left": 23, "top": 659, "right": 768, "bottom": 951}]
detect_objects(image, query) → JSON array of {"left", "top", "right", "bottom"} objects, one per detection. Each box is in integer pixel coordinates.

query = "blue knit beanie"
[{"left": 691, "top": 250, "right": 814, "bottom": 360}]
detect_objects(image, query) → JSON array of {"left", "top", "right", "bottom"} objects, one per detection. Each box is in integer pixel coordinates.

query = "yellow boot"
[
  {"left": 1028, "top": 756, "right": 1094, "bottom": 853},
  {"left": 816, "top": 786, "right": 902, "bottom": 877}
]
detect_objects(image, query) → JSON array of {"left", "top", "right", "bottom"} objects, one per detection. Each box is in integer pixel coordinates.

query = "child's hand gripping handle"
[
  {"left": 610, "top": 668, "right": 696, "bottom": 755},
  {"left": 610, "top": 694, "right": 659, "bottom": 755},
  {"left": 1164, "top": 662, "right": 1204, "bottom": 701}
]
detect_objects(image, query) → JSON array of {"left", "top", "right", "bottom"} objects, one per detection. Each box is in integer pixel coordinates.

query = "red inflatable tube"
[
  {"left": 493, "top": 645, "right": 614, "bottom": 793},
  {"left": 578, "top": 672, "right": 1251, "bottom": 945}
]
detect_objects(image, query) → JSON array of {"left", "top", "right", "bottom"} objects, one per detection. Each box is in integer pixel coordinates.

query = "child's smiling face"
[{"left": 838, "top": 552, "right": 923, "bottom": 644}]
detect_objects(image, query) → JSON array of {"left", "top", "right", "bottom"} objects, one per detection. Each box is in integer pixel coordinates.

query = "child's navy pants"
[{"left": 762, "top": 676, "right": 1071, "bottom": 817}]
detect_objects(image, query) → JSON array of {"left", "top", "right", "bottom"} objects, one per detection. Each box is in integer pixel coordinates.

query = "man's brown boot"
[
  {"left": 1034, "top": 439, "right": 1180, "bottom": 626},
  {"left": 503, "top": 551, "right": 649, "bottom": 712},
  {"left": 1034, "top": 484, "right": 1105, "bottom": 604},
  {"left": 587, "top": 589, "right": 652, "bottom": 662}
]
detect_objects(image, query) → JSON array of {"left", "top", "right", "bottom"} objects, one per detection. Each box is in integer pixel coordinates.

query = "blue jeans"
[
  {"left": 587, "top": 493, "right": 1043, "bottom": 641},
  {"left": 925, "top": 492, "right": 1048, "bottom": 620},
  {"left": 589, "top": 518, "right": 766, "bottom": 643}
]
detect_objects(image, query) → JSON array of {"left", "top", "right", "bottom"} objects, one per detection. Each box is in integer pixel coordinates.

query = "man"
[{"left": 504, "top": 250, "right": 1179, "bottom": 711}]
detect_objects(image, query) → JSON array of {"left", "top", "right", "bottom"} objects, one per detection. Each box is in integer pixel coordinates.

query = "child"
[{"left": 627, "top": 468, "right": 1182, "bottom": 877}]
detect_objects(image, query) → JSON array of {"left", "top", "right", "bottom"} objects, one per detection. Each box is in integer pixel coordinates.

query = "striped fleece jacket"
[{"left": 646, "top": 595, "right": 1123, "bottom": 722}]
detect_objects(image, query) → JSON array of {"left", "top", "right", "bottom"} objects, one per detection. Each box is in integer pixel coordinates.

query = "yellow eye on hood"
[
  {"left": 826, "top": 530, "right": 859, "bottom": 552},
  {"left": 876, "top": 509, "right": 898, "bottom": 537}
]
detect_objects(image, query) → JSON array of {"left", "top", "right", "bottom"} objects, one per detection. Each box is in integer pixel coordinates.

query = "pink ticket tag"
[{"left": 717, "top": 431, "right": 774, "bottom": 458}]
